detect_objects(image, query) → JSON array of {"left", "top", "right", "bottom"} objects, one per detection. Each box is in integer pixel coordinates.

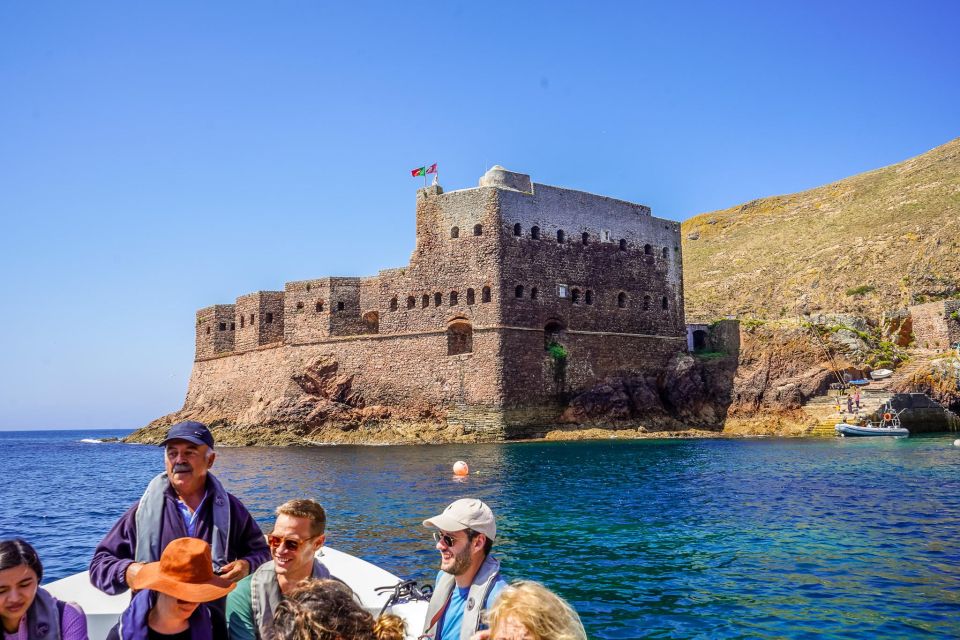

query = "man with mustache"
[
  {"left": 421, "top": 499, "right": 507, "bottom": 640},
  {"left": 89, "top": 421, "right": 270, "bottom": 600}
]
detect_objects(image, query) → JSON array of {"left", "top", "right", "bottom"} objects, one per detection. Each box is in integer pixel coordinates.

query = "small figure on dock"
[
  {"left": 846, "top": 395, "right": 854, "bottom": 414},
  {"left": 853, "top": 387, "right": 861, "bottom": 410}
]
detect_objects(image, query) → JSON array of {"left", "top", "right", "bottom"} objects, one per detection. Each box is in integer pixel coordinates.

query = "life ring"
[{"left": 883, "top": 413, "right": 892, "bottom": 421}]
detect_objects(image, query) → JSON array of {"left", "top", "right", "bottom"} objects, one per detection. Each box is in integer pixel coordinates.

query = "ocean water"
[{"left": 1, "top": 429, "right": 959, "bottom": 638}]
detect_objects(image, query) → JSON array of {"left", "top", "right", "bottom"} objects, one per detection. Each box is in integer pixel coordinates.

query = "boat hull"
[{"left": 835, "top": 424, "right": 909, "bottom": 437}]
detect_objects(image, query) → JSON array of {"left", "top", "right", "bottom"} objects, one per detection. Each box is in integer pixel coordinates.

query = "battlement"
[
  {"left": 196, "top": 305, "right": 236, "bottom": 359},
  {"left": 234, "top": 291, "right": 284, "bottom": 353}
]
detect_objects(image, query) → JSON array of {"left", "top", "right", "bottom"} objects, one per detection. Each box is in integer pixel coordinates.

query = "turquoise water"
[{"left": 1, "top": 430, "right": 959, "bottom": 638}]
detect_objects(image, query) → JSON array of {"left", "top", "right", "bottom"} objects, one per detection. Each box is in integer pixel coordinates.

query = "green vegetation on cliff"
[{"left": 682, "top": 138, "right": 960, "bottom": 320}]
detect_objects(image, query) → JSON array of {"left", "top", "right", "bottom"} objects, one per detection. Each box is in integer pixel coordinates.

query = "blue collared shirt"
[{"left": 176, "top": 491, "right": 209, "bottom": 537}]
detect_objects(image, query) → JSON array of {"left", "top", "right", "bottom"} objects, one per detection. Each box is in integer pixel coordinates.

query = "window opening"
[
  {"left": 316, "top": 301, "right": 324, "bottom": 312},
  {"left": 422, "top": 294, "right": 430, "bottom": 308},
  {"left": 219, "top": 322, "right": 226, "bottom": 331},
  {"left": 481, "top": 287, "right": 491, "bottom": 303},
  {"left": 644, "top": 244, "right": 652, "bottom": 255},
  {"left": 571, "top": 288, "right": 581, "bottom": 304},
  {"left": 582, "top": 232, "right": 589, "bottom": 245},
  {"left": 434, "top": 292, "right": 442, "bottom": 306},
  {"left": 450, "top": 291, "right": 458, "bottom": 306},
  {"left": 451, "top": 226, "right": 459, "bottom": 239},
  {"left": 515, "top": 285, "right": 524, "bottom": 298},
  {"left": 390, "top": 297, "right": 398, "bottom": 311},
  {"left": 513, "top": 223, "right": 522, "bottom": 236},
  {"left": 531, "top": 226, "right": 540, "bottom": 240},
  {"left": 557, "top": 230, "right": 565, "bottom": 244},
  {"left": 473, "top": 224, "right": 482, "bottom": 236},
  {"left": 466, "top": 288, "right": 475, "bottom": 305},
  {"left": 407, "top": 296, "right": 416, "bottom": 309},
  {"left": 447, "top": 322, "right": 473, "bottom": 356},
  {"left": 266, "top": 312, "right": 273, "bottom": 324},
  {"left": 585, "top": 290, "right": 593, "bottom": 305},
  {"left": 618, "top": 292, "right": 627, "bottom": 308},
  {"left": 620, "top": 239, "right": 627, "bottom": 251},
  {"left": 662, "top": 296, "right": 669, "bottom": 310},
  {"left": 337, "top": 302, "right": 344, "bottom": 311},
  {"left": 530, "top": 287, "right": 538, "bottom": 300}
]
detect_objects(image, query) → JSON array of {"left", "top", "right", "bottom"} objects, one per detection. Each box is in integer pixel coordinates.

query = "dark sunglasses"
[
  {"left": 432, "top": 531, "right": 458, "bottom": 547},
  {"left": 268, "top": 534, "right": 315, "bottom": 552}
]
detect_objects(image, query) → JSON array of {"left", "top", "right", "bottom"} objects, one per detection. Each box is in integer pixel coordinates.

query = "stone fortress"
[{"left": 190, "top": 166, "right": 686, "bottom": 439}]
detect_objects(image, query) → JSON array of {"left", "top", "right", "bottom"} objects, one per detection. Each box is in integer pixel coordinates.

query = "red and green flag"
[{"left": 410, "top": 163, "right": 438, "bottom": 177}]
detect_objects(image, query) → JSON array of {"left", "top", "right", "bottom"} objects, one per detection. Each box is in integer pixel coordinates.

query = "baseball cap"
[
  {"left": 423, "top": 498, "right": 496, "bottom": 541},
  {"left": 161, "top": 421, "right": 214, "bottom": 449}
]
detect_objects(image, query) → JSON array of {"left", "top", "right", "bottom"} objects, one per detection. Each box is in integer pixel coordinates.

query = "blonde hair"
[{"left": 485, "top": 581, "right": 586, "bottom": 640}]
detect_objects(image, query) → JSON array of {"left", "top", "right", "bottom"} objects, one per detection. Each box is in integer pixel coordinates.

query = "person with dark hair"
[
  {"left": 106, "top": 537, "right": 235, "bottom": 640},
  {"left": 421, "top": 499, "right": 507, "bottom": 640},
  {"left": 272, "top": 579, "right": 404, "bottom": 640},
  {"left": 89, "top": 421, "right": 269, "bottom": 599},
  {"left": 0, "top": 538, "right": 88, "bottom": 640},
  {"left": 226, "top": 499, "right": 333, "bottom": 640}
]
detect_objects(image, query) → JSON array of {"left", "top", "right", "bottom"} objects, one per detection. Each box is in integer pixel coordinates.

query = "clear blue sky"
[{"left": 1, "top": 1, "right": 957, "bottom": 429}]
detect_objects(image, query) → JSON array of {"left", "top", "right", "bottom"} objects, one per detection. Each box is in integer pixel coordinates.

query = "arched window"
[
  {"left": 515, "top": 285, "right": 524, "bottom": 298},
  {"left": 206, "top": 326, "right": 210, "bottom": 335},
  {"left": 662, "top": 246, "right": 669, "bottom": 259},
  {"left": 407, "top": 296, "right": 416, "bottom": 309},
  {"left": 582, "top": 232, "right": 589, "bottom": 245},
  {"left": 466, "top": 288, "right": 475, "bottom": 305},
  {"left": 390, "top": 297, "right": 398, "bottom": 311},
  {"left": 240, "top": 317, "right": 244, "bottom": 328},
  {"left": 447, "top": 321, "right": 473, "bottom": 356},
  {"left": 531, "top": 226, "right": 540, "bottom": 240},
  {"left": 530, "top": 287, "right": 538, "bottom": 300},
  {"left": 250, "top": 313, "right": 255, "bottom": 323},
  {"left": 617, "top": 292, "right": 627, "bottom": 308},
  {"left": 296, "top": 301, "right": 304, "bottom": 310},
  {"left": 434, "top": 292, "right": 442, "bottom": 307},
  {"left": 571, "top": 288, "right": 581, "bottom": 304},
  {"left": 643, "top": 294, "right": 651, "bottom": 310},
  {"left": 662, "top": 296, "right": 669, "bottom": 310},
  {"left": 544, "top": 320, "right": 566, "bottom": 350},
  {"left": 557, "top": 230, "right": 565, "bottom": 244},
  {"left": 316, "top": 301, "right": 324, "bottom": 312},
  {"left": 422, "top": 294, "right": 429, "bottom": 309},
  {"left": 482, "top": 286, "right": 491, "bottom": 303},
  {"left": 450, "top": 291, "right": 458, "bottom": 306},
  {"left": 585, "top": 290, "right": 593, "bottom": 305},
  {"left": 513, "top": 223, "right": 522, "bottom": 236},
  {"left": 644, "top": 244, "right": 652, "bottom": 255},
  {"left": 474, "top": 224, "right": 483, "bottom": 236},
  {"left": 451, "top": 226, "right": 459, "bottom": 239},
  {"left": 619, "top": 239, "right": 627, "bottom": 251}
]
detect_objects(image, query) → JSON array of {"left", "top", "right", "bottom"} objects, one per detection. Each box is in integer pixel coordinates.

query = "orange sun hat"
[{"left": 130, "top": 537, "right": 235, "bottom": 602}]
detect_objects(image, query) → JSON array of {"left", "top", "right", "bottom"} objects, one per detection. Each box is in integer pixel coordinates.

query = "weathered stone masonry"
[{"left": 190, "top": 167, "right": 686, "bottom": 439}]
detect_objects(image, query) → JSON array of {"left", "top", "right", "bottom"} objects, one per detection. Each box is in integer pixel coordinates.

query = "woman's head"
[
  {"left": 0, "top": 539, "right": 43, "bottom": 632},
  {"left": 273, "top": 579, "right": 405, "bottom": 640},
  {"left": 486, "top": 581, "right": 586, "bottom": 640}
]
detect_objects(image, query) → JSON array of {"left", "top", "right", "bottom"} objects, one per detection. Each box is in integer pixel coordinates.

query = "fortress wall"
[
  {"left": 183, "top": 329, "right": 505, "bottom": 424},
  {"left": 498, "top": 327, "right": 684, "bottom": 409},
  {"left": 910, "top": 300, "right": 960, "bottom": 350},
  {"left": 195, "top": 305, "right": 236, "bottom": 359},
  {"left": 497, "top": 187, "right": 684, "bottom": 335},
  {"left": 327, "top": 278, "right": 366, "bottom": 335},
  {"left": 235, "top": 291, "right": 285, "bottom": 353},
  {"left": 284, "top": 279, "right": 333, "bottom": 344},
  {"left": 375, "top": 187, "right": 502, "bottom": 336}
]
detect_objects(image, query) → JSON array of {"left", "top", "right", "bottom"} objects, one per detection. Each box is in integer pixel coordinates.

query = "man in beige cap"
[{"left": 421, "top": 498, "right": 507, "bottom": 640}]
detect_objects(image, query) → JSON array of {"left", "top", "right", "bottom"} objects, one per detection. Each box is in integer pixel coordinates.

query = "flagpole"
[{"left": 423, "top": 167, "right": 427, "bottom": 188}]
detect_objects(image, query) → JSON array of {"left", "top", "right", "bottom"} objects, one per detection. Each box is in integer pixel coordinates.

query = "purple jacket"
[{"left": 89, "top": 479, "right": 270, "bottom": 595}]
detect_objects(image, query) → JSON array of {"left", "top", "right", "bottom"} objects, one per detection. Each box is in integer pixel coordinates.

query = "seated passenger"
[
  {"left": 0, "top": 538, "right": 88, "bottom": 640},
  {"left": 480, "top": 581, "right": 586, "bottom": 640},
  {"left": 272, "top": 579, "right": 404, "bottom": 640},
  {"left": 226, "top": 499, "right": 332, "bottom": 640},
  {"left": 107, "top": 537, "right": 235, "bottom": 640}
]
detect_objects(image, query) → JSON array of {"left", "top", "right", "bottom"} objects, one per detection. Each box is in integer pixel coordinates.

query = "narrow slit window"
[
  {"left": 466, "top": 288, "right": 475, "bottom": 305},
  {"left": 482, "top": 287, "right": 491, "bottom": 303}
]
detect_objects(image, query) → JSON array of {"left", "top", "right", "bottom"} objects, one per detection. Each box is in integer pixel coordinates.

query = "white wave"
[{"left": 79, "top": 438, "right": 104, "bottom": 444}]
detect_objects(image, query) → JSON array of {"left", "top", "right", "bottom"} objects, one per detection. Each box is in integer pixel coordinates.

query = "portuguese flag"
[{"left": 411, "top": 163, "right": 438, "bottom": 177}]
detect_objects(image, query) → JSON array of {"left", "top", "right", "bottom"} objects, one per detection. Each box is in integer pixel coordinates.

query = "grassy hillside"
[{"left": 681, "top": 138, "right": 960, "bottom": 321}]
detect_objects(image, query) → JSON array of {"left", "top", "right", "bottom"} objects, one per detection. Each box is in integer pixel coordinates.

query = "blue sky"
[{"left": 1, "top": 1, "right": 958, "bottom": 429}]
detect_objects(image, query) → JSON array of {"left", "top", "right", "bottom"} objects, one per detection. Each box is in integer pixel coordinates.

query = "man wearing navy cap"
[{"left": 89, "top": 421, "right": 270, "bottom": 597}]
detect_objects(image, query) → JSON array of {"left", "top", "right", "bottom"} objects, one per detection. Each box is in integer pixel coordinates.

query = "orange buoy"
[
  {"left": 883, "top": 413, "right": 892, "bottom": 421},
  {"left": 453, "top": 460, "right": 469, "bottom": 476}
]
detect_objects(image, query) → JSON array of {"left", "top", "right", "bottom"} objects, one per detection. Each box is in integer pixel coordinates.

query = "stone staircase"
[{"left": 804, "top": 388, "right": 894, "bottom": 437}]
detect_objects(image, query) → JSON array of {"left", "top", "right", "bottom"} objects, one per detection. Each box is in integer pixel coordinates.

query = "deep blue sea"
[{"left": 1, "top": 430, "right": 959, "bottom": 639}]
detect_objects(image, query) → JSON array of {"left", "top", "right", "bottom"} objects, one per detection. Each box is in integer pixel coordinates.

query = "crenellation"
[
  {"left": 189, "top": 166, "right": 687, "bottom": 435},
  {"left": 195, "top": 304, "right": 236, "bottom": 359}
]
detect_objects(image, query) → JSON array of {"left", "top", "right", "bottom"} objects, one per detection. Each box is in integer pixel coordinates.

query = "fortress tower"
[{"left": 187, "top": 167, "right": 686, "bottom": 438}]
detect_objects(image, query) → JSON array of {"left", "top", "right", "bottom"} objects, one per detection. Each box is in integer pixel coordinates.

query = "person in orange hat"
[{"left": 107, "top": 538, "right": 235, "bottom": 640}]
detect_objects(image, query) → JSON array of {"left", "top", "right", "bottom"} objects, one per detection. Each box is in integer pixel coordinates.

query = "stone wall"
[
  {"left": 910, "top": 300, "right": 960, "bottom": 350},
  {"left": 235, "top": 291, "right": 285, "bottom": 352},
  {"left": 195, "top": 305, "right": 235, "bottom": 359}
]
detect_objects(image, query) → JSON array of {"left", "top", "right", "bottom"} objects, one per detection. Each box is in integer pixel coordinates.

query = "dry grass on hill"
[{"left": 681, "top": 138, "right": 960, "bottom": 321}]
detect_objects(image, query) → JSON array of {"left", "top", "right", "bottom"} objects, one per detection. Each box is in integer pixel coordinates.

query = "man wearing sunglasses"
[
  {"left": 226, "top": 499, "right": 332, "bottom": 640},
  {"left": 421, "top": 498, "right": 507, "bottom": 640},
  {"left": 89, "top": 421, "right": 270, "bottom": 599}
]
